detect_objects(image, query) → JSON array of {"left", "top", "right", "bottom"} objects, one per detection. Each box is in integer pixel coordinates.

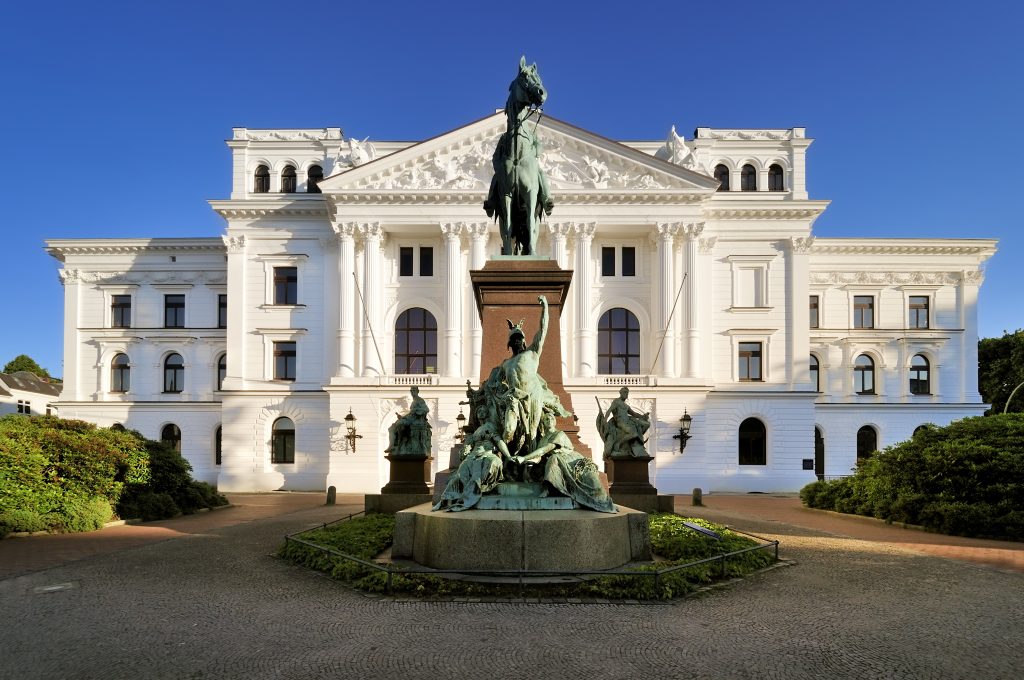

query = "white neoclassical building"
[{"left": 45, "top": 112, "right": 997, "bottom": 494}]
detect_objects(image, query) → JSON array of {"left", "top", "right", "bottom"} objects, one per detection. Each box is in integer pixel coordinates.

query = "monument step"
[{"left": 476, "top": 495, "right": 576, "bottom": 511}]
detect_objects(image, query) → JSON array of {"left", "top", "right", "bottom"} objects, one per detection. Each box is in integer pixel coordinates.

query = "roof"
[{"left": 0, "top": 372, "right": 62, "bottom": 398}]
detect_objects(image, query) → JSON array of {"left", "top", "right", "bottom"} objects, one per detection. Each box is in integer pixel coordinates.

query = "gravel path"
[{"left": 2, "top": 494, "right": 1021, "bottom": 679}]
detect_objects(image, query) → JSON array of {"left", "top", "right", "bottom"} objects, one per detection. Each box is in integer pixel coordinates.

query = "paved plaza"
[{"left": 2, "top": 492, "right": 1022, "bottom": 679}]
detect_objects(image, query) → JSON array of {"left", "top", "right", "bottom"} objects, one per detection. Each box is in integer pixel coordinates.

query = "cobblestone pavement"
[{"left": 2, "top": 494, "right": 1022, "bottom": 679}]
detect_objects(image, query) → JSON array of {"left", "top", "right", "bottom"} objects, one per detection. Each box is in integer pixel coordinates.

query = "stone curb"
[{"left": 2, "top": 503, "right": 234, "bottom": 539}]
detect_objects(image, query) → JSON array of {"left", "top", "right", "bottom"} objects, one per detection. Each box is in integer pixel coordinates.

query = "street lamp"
[
  {"left": 672, "top": 409, "right": 693, "bottom": 453},
  {"left": 344, "top": 408, "right": 362, "bottom": 452}
]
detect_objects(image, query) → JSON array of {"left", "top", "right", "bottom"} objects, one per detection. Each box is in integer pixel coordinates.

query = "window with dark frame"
[
  {"left": 281, "top": 165, "right": 297, "bottom": 193},
  {"left": 714, "top": 164, "right": 730, "bottom": 191},
  {"left": 215, "top": 426, "right": 222, "bottom": 466},
  {"left": 254, "top": 165, "right": 270, "bottom": 193},
  {"left": 909, "top": 354, "right": 930, "bottom": 395},
  {"left": 306, "top": 165, "right": 323, "bottom": 193},
  {"left": 857, "top": 425, "right": 877, "bottom": 463},
  {"left": 271, "top": 417, "right": 295, "bottom": 464},
  {"left": 738, "top": 342, "right": 763, "bottom": 381},
  {"left": 419, "top": 247, "right": 434, "bottom": 277},
  {"left": 601, "top": 247, "right": 615, "bottom": 276},
  {"left": 394, "top": 307, "right": 438, "bottom": 374},
  {"left": 274, "top": 342, "right": 296, "bottom": 381},
  {"left": 161, "top": 423, "right": 181, "bottom": 452},
  {"left": 810, "top": 354, "right": 820, "bottom": 392},
  {"left": 853, "top": 295, "right": 874, "bottom": 329},
  {"left": 218, "top": 294, "right": 228, "bottom": 328},
  {"left": 598, "top": 307, "right": 641, "bottom": 375},
  {"left": 164, "top": 295, "right": 185, "bottom": 328},
  {"left": 217, "top": 354, "right": 227, "bottom": 391},
  {"left": 768, "top": 164, "right": 784, "bottom": 191},
  {"left": 111, "top": 295, "right": 131, "bottom": 328},
  {"left": 854, "top": 354, "right": 875, "bottom": 395},
  {"left": 810, "top": 295, "right": 819, "bottom": 328},
  {"left": 741, "top": 164, "right": 757, "bottom": 191},
  {"left": 111, "top": 353, "right": 130, "bottom": 393},
  {"left": 273, "top": 267, "right": 298, "bottom": 305},
  {"left": 399, "top": 247, "right": 414, "bottom": 276},
  {"left": 909, "top": 296, "right": 929, "bottom": 329},
  {"left": 17, "top": 400, "right": 31, "bottom": 415},
  {"left": 622, "top": 247, "right": 636, "bottom": 277},
  {"left": 163, "top": 353, "right": 185, "bottom": 393},
  {"left": 399, "top": 247, "right": 433, "bottom": 277},
  {"left": 738, "top": 417, "right": 767, "bottom": 465}
]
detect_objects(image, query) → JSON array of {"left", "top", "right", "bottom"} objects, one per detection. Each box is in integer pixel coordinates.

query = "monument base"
[
  {"left": 381, "top": 455, "right": 432, "bottom": 495},
  {"left": 364, "top": 493, "right": 433, "bottom": 515},
  {"left": 605, "top": 456, "right": 656, "bottom": 495},
  {"left": 609, "top": 494, "right": 676, "bottom": 514},
  {"left": 393, "top": 503, "right": 651, "bottom": 571}
]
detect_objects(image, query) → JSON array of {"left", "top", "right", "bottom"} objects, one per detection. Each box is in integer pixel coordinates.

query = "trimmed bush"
[{"left": 799, "top": 414, "right": 1024, "bottom": 539}]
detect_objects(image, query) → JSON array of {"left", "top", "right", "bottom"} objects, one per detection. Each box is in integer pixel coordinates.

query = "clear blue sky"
[{"left": 1, "top": 1, "right": 1021, "bottom": 379}]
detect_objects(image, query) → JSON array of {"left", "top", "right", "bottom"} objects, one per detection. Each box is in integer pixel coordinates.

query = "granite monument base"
[
  {"left": 380, "top": 455, "right": 432, "bottom": 495},
  {"left": 364, "top": 493, "right": 433, "bottom": 515}
]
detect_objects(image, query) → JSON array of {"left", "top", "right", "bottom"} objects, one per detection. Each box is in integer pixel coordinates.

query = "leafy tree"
[
  {"left": 3, "top": 354, "right": 51, "bottom": 381},
  {"left": 978, "top": 330, "right": 1024, "bottom": 414}
]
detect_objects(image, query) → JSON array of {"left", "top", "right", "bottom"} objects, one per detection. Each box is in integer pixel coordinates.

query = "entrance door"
[{"left": 814, "top": 427, "right": 825, "bottom": 480}]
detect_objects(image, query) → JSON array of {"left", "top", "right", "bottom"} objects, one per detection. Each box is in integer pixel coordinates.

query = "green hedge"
[
  {"left": 800, "top": 414, "right": 1024, "bottom": 539},
  {"left": 279, "top": 513, "right": 775, "bottom": 600},
  {"left": 0, "top": 415, "right": 226, "bottom": 535}
]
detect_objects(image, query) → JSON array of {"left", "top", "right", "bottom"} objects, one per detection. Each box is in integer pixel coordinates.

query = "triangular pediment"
[{"left": 317, "top": 112, "right": 719, "bottom": 196}]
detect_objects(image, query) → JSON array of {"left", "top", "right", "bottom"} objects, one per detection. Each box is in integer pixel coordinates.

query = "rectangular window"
[
  {"left": 17, "top": 400, "right": 31, "bottom": 415},
  {"left": 909, "top": 296, "right": 929, "bottom": 329},
  {"left": 419, "top": 247, "right": 433, "bottom": 277},
  {"left": 111, "top": 295, "right": 132, "bottom": 328},
  {"left": 601, "top": 247, "right": 615, "bottom": 276},
  {"left": 621, "top": 247, "right": 636, "bottom": 277},
  {"left": 274, "top": 341, "right": 296, "bottom": 381},
  {"left": 810, "top": 295, "right": 819, "bottom": 329},
  {"left": 738, "top": 342, "right": 763, "bottom": 381},
  {"left": 164, "top": 294, "right": 185, "bottom": 328},
  {"left": 218, "top": 294, "right": 228, "bottom": 329},
  {"left": 399, "top": 247, "right": 414, "bottom": 277},
  {"left": 273, "top": 267, "right": 298, "bottom": 305},
  {"left": 853, "top": 296, "right": 874, "bottom": 329}
]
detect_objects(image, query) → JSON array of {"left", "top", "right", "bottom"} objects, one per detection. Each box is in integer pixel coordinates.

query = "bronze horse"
[{"left": 484, "top": 57, "right": 554, "bottom": 255}]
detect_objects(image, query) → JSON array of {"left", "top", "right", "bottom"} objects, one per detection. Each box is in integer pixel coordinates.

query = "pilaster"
[
  {"left": 221, "top": 234, "right": 246, "bottom": 390},
  {"left": 788, "top": 236, "right": 814, "bottom": 389},
  {"left": 684, "top": 223, "right": 707, "bottom": 379}
]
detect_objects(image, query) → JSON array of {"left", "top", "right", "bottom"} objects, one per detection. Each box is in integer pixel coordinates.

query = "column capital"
[
  {"left": 571, "top": 222, "right": 597, "bottom": 240},
  {"left": 221, "top": 234, "right": 245, "bottom": 253},
  {"left": 548, "top": 222, "right": 573, "bottom": 239},
  {"left": 656, "top": 222, "right": 681, "bottom": 242},
  {"left": 332, "top": 223, "right": 358, "bottom": 240},
  {"left": 789, "top": 235, "right": 815, "bottom": 253},
  {"left": 698, "top": 235, "right": 717, "bottom": 253},
  {"left": 682, "top": 222, "right": 705, "bottom": 239},
  {"left": 357, "top": 222, "right": 383, "bottom": 239},
  {"left": 440, "top": 222, "right": 465, "bottom": 240}
]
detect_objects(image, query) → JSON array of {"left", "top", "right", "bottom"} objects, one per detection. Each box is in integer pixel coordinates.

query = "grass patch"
[{"left": 279, "top": 512, "right": 776, "bottom": 600}]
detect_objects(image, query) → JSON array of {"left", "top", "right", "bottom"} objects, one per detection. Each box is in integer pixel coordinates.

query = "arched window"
[
  {"left": 217, "top": 354, "right": 227, "bottom": 391},
  {"left": 913, "top": 424, "right": 930, "bottom": 437},
  {"left": 857, "top": 425, "right": 877, "bottom": 463},
  {"left": 111, "top": 423, "right": 126, "bottom": 431},
  {"left": 741, "top": 164, "right": 757, "bottom": 191},
  {"left": 281, "top": 165, "right": 297, "bottom": 193},
  {"left": 271, "top": 417, "right": 295, "bottom": 464},
  {"left": 164, "top": 353, "right": 184, "bottom": 393},
  {"left": 111, "top": 353, "right": 130, "bottom": 393},
  {"left": 598, "top": 308, "right": 641, "bottom": 375},
  {"left": 809, "top": 354, "right": 820, "bottom": 392},
  {"left": 161, "top": 423, "right": 181, "bottom": 452},
  {"left": 714, "top": 164, "right": 730, "bottom": 191},
  {"left": 909, "top": 354, "right": 930, "bottom": 395},
  {"left": 814, "top": 427, "right": 825, "bottom": 480},
  {"left": 306, "top": 165, "right": 323, "bottom": 193},
  {"left": 768, "top": 164, "right": 784, "bottom": 191},
  {"left": 395, "top": 308, "right": 438, "bottom": 374},
  {"left": 254, "top": 165, "right": 270, "bottom": 193},
  {"left": 215, "top": 426, "right": 222, "bottom": 466},
  {"left": 738, "top": 417, "right": 767, "bottom": 465},
  {"left": 854, "top": 354, "right": 875, "bottom": 395}
]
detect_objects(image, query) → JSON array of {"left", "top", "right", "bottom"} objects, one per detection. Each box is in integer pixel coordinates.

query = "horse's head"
[{"left": 511, "top": 55, "right": 546, "bottom": 109}]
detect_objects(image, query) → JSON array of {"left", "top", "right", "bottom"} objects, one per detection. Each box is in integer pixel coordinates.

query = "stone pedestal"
[
  {"left": 381, "top": 455, "right": 432, "bottom": 494},
  {"left": 604, "top": 455, "right": 674, "bottom": 513},
  {"left": 393, "top": 503, "right": 652, "bottom": 571},
  {"left": 470, "top": 258, "right": 590, "bottom": 457}
]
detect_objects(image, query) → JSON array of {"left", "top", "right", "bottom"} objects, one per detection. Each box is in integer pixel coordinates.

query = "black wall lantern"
[
  {"left": 344, "top": 408, "right": 362, "bottom": 452},
  {"left": 673, "top": 409, "right": 693, "bottom": 453}
]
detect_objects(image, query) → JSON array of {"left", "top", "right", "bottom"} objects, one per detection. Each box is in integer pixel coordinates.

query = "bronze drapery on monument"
[{"left": 484, "top": 56, "right": 554, "bottom": 256}]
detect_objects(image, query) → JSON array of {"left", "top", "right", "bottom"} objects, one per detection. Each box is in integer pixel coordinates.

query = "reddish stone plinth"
[
  {"left": 470, "top": 258, "right": 591, "bottom": 458},
  {"left": 605, "top": 456, "right": 657, "bottom": 495},
  {"left": 381, "top": 455, "right": 433, "bottom": 495}
]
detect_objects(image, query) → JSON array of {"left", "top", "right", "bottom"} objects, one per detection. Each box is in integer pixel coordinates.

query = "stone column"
[
  {"left": 334, "top": 223, "right": 358, "bottom": 378},
  {"left": 572, "top": 223, "right": 596, "bottom": 378},
  {"left": 683, "top": 223, "right": 705, "bottom": 379},
  {"left": 466, "top": 223, "right": 490, "bottom": 381},
  {"left": 549, "top": 222, "right": 570, "bottom": 269},
  {"left": 656, "top": 223, "right": 679, "bottom": 378},
  {"left": 359, "top": 222, "right": 385, "bottom": 378},
  {"left": 441, "top": 222, "right": 464, "bottom": 378}
]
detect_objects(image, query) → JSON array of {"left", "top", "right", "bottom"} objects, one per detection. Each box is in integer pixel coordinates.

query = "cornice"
[
  {"left": 329, "top": 190, "right": 707, "bottom": 205},
  {"left": 45, "top": 238, "right": 225, "bottom": 261},
  {"left": 706, "top": 202, "right": 829, "bottom": 220},
  {"left": 208, "top": 198, "right": 329, "bottom": 219},
  {"left": 810, "top": 239, "right": 998, "bottom": 257}
]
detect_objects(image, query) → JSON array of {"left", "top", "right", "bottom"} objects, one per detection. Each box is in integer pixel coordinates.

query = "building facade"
[{"left": 46, "top": 113, "right": 997, "bottom": 493}]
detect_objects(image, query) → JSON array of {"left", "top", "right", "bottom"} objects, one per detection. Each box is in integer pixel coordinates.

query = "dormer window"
[
  {"left": 741, "top": 164, "right": 757, "bottom": 191},
  {"left": 281, "top": 165, "right": 297, "bottom": 193},
  {"left": 714, "top": 164, "right": 730, "bottom": 191},
  {"left": 768, "top": 164, "right": 784, "bottom": 191},
  {"left": 307, "top": 165, "right": 323, "bottom": 193},
  {"left": 254, "top": 165, "right": 270, "bottom": 193}
]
